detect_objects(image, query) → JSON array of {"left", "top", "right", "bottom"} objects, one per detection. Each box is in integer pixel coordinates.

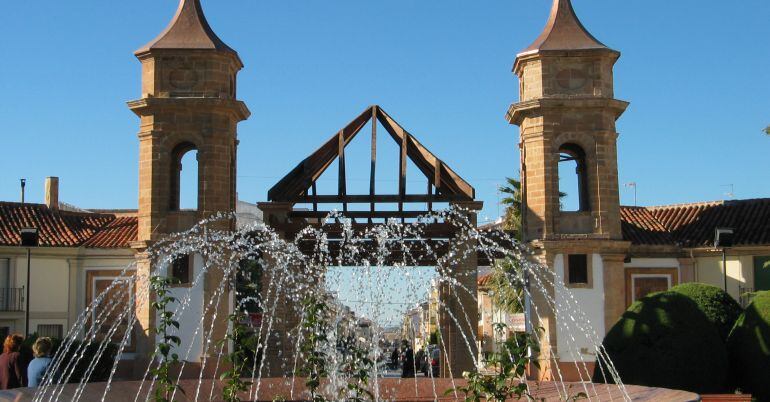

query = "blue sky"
[{"left": 1, "top": 0, "right": 768, "bottom": 223}]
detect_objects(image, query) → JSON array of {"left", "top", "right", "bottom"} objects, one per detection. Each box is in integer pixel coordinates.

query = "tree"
[
  {"left": 764, "top": 125, "right": 770, "bottom": 136},
  {"left": 498, "top": 178, "right": 522, "bottom": 236},
  {"left": 488, "top": 258, "right": 525, "bottom": 314},
  {"left": 498, "top": 177, "right": 565, "bottom": 237}
]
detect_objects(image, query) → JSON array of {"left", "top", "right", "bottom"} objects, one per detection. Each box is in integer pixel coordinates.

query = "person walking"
[
  {"left": 27, "top": 337, "right": 53, "bottom": 387},
  {"left": 0, "top": 334, "right": 27, "bottom": 389},
  {"left": 401, "top": 342, "right": 415, "bottom": 378},
  {"left": 390, "top": 346, "right": 400, "bottom": 370}
]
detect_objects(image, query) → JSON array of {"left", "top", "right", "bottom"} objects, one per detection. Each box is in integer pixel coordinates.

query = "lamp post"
[
  {"left": 20, "top": 227, "right": 39, "bottom": 336},
  {"left": 714, "top": 228, "right": 735, "bottom": 293}
]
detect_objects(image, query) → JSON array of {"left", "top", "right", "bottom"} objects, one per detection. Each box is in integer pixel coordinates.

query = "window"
[
  {"left": 170, "top": 142, "right": 199, "bottom": 211},
  {"left": 558, "top": 143, "right": 589, "bottom": 212},
  {"left": 37, "top": 324, "right": 63, "bottom": 339},
  {"left": 171, "top": 255, "right": 192, "bottom": 285},
  {"left": 624, "top": 268, "right": 678, "bottom": 306},
  {"left": 567, "top": 254, "right": 589, "bottom": 285}
]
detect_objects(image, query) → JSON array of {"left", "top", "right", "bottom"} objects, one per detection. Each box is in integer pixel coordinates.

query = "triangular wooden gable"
[{"left": 268, "top": 105, "right": 475, "bottom": 207}]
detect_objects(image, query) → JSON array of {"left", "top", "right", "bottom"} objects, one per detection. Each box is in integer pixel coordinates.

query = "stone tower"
[
  {"left": 507, "top": 0, "right": 630, "bottom": 379},
  {"left": 130, "top": 0, "right": 249, "bottom": 240},
  {"left": 128, "top": 0, "right": 249, "bottom": 372}
]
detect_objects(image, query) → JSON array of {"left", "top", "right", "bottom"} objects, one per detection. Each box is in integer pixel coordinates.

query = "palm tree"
[
  {"left": 498, "top": 178, "right": 522, "bottom": 236},
  {"left": 498, "top": 177, "right": 566, "bottom": 237},
  {"left": 764, "top": 126, "right": 769, "bottom": 136}
]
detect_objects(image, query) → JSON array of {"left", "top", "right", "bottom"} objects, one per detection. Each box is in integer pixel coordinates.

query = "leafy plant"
[
  {"left": 488, "top": 258, "right": 526, "bottom": 314},
  {"left": 149, "top": 275, "right": 183, "bottom": 402},
  {"left": 498, "top": 177, "right": 522, "bottom": 236},
  {"left": 297, "top": 295, "right": 330, "bottom": 402},
  {"left": 338, "top": 336, "right": 374, "bottom": 402},
  {"left": 219, "top": 259, "right": 263, "bottom": 402},
  {"left": 447, "top": 324, "right": 540, "bottom": 402},
  {"left": 220, "top": 307, "right": 257, "bottom": 402}
]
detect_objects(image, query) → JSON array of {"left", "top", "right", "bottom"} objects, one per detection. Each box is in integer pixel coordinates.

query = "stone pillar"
[
  {"left": 200, "top": 250, "right": 232, "bottom": 378},
  {"left": 132, "top": 248, "right": 155, "bottom": 378},
  {"left": 439, "top": 202, "right": 481, "bottom": 378},
  {"left": 527, "top": 248, "right": 558, "bottom": 381},
  {"left": 257, "top": 202, "right": 302, "bottom": 377},
  {"left": 601, "top": 253, "right": 627, "bottom": 333}
]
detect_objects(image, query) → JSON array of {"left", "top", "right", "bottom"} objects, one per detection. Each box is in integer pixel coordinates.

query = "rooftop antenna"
[
  {"left": 721, "top": 184, "right": 734, "bottom": 200},
  {"left": 20, "top": 179, "right": 26, "bottom": 204},
  {"left": 624, "top": 182, "right": 637, "bottom": 206}
]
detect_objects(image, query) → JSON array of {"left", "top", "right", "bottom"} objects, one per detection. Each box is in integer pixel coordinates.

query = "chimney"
[{"left": 45, "top": 177, "right": 59, "bottom": 210}]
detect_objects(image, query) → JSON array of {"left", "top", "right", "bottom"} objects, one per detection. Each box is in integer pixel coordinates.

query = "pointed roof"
[
  {"left": 519, "top": 0, "right": 610, "bottom": 56},
  {"left": 135, "top": 0, "right": 237, "bottom": 57}
]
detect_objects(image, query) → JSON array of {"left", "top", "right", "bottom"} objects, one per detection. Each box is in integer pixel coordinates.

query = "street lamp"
[
  {"left": 19, "top": 227, "right": 39, "bottom": 336},
  {"left": 714, "top": 228, "right": 735, "bottom": 293}
]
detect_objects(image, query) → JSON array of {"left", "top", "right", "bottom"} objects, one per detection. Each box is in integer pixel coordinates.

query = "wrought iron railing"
[
  {"left": 738, "top": 286, "right": 755, "bottom": 308},
  {"left": 0, "top": 288, "right": 24, "bottom": 312}
]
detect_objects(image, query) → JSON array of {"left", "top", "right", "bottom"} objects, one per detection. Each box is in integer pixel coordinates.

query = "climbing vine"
[
  {"left": 149, "top": 275, "right": 183, "bottom": 402},
  {"left": 297, "top": 295, "right": 330, "bottom": 402}
]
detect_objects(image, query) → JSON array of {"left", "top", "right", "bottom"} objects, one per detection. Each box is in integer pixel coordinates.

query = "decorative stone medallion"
[
  {"left": 556, "top": 68, "right": 588, "bottom": 91},
  {"left": 168, "top": 66, "right": 199, "bottom": 90}
]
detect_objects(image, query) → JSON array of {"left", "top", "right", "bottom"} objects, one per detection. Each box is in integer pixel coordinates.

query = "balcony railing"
[{"left": 0, "top": 288, "right": 24, "bottom": 312}]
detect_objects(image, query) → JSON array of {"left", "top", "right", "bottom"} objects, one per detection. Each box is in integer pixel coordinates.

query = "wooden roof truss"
[{"left": 267, "top": 105, "right": 476, "bottom": 221}]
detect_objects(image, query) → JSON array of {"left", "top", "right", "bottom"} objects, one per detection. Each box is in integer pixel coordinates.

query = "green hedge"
[
  {"left": 670, "top": 283, "right": 743, "bottom": 342},
  {"left": 593, "top": 291, "right": 729, "bottom": 394},
  {"left": 727, "top": 291, "right": 770, "bottom": 400}
]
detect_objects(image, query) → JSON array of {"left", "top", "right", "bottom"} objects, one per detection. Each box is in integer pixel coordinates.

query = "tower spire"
[
  {"left": 135, "top": 0, "right": 237, "bottom": 57},
  {"left": 519, "top": 0, "right": 609, "bottom": 56}
]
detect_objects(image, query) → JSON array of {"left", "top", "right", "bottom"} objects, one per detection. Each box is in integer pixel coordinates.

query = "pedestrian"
[
  {"left": 27, "top": 337, "right": 53, "bottom": 387},
  {"left": 415, "top": 348, "right": 426, "bottom": 376},
  {"left": 390, "top": 346, "right": 400, "bottom": 370},
  {"left": 0, "top": 334, "right": 27, "bottom": 389},
  {"left": 401, "top": 342, "right": 415, "bottom": 378}
]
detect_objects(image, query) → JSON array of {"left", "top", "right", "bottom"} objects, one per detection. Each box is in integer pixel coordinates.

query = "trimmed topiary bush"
[
  {"left": 593, "top": 291, "right": 729, "bottom": 394},
  {"left": 727, "top": 291, "right": 770, "bottom": 400},
  {"left": 670, "top": 282, "right": 743, "bottom": 342}
]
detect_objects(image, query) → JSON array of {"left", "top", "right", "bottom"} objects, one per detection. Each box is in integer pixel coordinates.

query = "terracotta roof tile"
[
  {"left": 0, "top": 202, "right": 137, "bottom": 249},
  {"left": 82, "top": 216, "right": 138, "bottom": 248},
  {"left": 620, "top": 199, "right": 770, "bottom": 248}
]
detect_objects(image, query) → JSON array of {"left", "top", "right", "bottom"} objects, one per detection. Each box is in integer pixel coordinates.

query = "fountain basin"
[{"left": 0, "top": 378, "right": 699, "bottom": 401}]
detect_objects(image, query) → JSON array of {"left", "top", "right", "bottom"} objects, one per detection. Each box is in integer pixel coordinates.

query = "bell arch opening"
[
  {"left": 170, "top": 142, "right": 200, "bottom": 211},
  {"left": 558, "top": 143, "right": 589, "bottom": 212}
]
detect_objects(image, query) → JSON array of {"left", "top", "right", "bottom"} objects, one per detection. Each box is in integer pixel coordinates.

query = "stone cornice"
[
  {"left": 513, "top": 48, "right": 620, "bottom": 76},
  {"left": 127, "top": 97, "right": 251, "bottom": 121},
  {"left": 529, "top": 239, "right": 631, "bottom": 255},
  {"left": 506, "top": 97, "right": 629, "bottom": 126}
]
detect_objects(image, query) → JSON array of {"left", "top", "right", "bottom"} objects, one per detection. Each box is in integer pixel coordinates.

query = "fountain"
[{"left": 0, "top": 208, "right": 699, "bottom": 401}]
